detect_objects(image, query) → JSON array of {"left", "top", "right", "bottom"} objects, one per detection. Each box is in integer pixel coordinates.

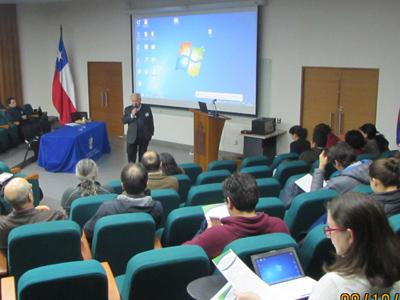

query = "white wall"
[{"left": 17, "top": 0, "right": 400, "bottom": 154}]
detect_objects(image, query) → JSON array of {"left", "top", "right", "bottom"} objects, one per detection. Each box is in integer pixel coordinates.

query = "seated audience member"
[
  {"left": 345, "top": 129, "right": 366, "bottom": 155},
  {"left": 314, "top": 123, "right": 340, "bottom": 148},
  {"left": 359, "top": 123, "right": 389, "bottom": 155},
  {"left": 6, "top": 97, "right": 26, "bottom": 123},
  {"left": 235, "top": 193, "right": 400, "bottom": 300},
  {"left": 83, "top": 163, "right": 162, "bottom": 241},
  {"left": 289, "top": 125, "right": 310, "bottom": 154},
  {"left": 159, "top": 152, "right": 184, "bottom": 176},
  {"left": 61, "top": 159, "right": 111, "bottom": 216},
  {"left": 369, "top": 157, "right": 400, "bottom": 216},
  {"left": 0, "top": 178, "right": 66, "bottom": 252},
  {"left": 299, "top": 126, "right": 328, "bottom": 165},
  {"left": 281, "top": 142, "right": 371, "bottom": 207},
  {"left": 183, "top": 173, "right": 289, "bottom": 258},
  {"left": 141, "top": 151, "right": 179, "bottom": 191}
]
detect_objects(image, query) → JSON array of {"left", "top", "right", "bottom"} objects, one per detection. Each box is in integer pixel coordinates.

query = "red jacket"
[{"left": 183, "top": 213, "right": 289, "bottom": 258}]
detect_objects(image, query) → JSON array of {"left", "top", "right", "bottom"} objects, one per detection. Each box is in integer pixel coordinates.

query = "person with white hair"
[
  {"left": 61, "top": 158, "right": 110, "bottom": 216},
  {"left": 0, "top": 177, "right": 66, "bottom": 252}
]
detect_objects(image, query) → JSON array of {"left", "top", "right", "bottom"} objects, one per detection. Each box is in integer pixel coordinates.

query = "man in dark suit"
[{"left": 123, "top": 93, "right": 154, "bottom": 163}]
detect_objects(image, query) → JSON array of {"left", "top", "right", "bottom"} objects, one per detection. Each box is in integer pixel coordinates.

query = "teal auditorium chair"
[
  {"left": 116, "top": 245, "right": 210, "bottom": 300},
  {"left": 352, "top": 184, "right": 373, "bottom": 194},
  {"left": 151, "top": 189, "right": 180, "bottom": 228},
  {"left": 380, "top": 150, "right": 399, "bottom": 158},
  {"left": 356, "top": 153, "right": 378, "bottom": 161},
  {"left": 284, "top": 189, "right": 338, "bottom": 241},
  {"left": 222, "top": 233, "right": 298, "bottom": 270},
  {"left": 256, "top": 178, "right": 281, "bottom": 198},
  {"left": 240, "top": 165, "right": 273, "bottom": 179},
  {"left": 256, "top": 197, "right": 285, "bottom": 219},
  {"left": 0, "top": 111, "right": 20, "bottom": 148},
  {"left": 271, "top": 152, "right": 299, "bottom": 170},
  {"left": 17, "top": 260, "right": 108, "bottom": 300},
  {"left": 178, "top": 162, "right": 202, "bottom": 185},
  {"left": 7, "top": 220, "right": 82, "bottom": 280},
  {"left": 0, "top": 127, "right": 10, "bottom": 152},
  {"left": 273, "top": 160, "right": 310, "bottom": 187},
  {"left": 195, "top": 169, "right": 230, "bottom": 185},
  {"left": 299, "top": 224, "right": 335, "bottom": 280},
  {"left": 389, "top": 214, "right": 400, "bottom": 235},
  {"left": 173, "top": 174, "right": 191, "bottom": 203},
  {"left": 207, "top": 159, "right": 237, "bottom": 173},
  {"left": 69, "top": 193, "right": 117, "bottom": 227},
  {"left": 240, "top": 155, "right": 272, "bottom": 169},
  {"left": 105, "top": 179, "right": 123, "bottom": 194},
  {"left": 91, "top": 213, "right": 155, "bottom": 276},
  {"left": 159, "top": 206, "right": 204, "bottom": 247},
  {"left": 185, "top": 183, "right": 224, "bottom": 206}
]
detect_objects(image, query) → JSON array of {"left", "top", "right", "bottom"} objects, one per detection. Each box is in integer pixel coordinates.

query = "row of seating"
[{"left": 2, "top": 212, "right": 400, "bottom": 300}]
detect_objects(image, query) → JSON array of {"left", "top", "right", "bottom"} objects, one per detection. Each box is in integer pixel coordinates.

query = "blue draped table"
[{"left": 38, "top": 121, "right": 111, "bottom": 173}]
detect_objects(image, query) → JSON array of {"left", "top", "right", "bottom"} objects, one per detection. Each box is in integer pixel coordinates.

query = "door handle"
[
  {"left": 329, "top": 112, "right": 334, "bottom": 129},
  {"left": 338, "top": 107, "right": 344, "bottom": 134},
  {"left": 100, "top": 91, "right": 105, "bottom": 107},
  {"left": 105, "top": 90, "right": 108, "bottom": 107}
]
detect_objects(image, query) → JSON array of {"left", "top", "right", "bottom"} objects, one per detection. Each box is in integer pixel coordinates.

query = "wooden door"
[
  {"left": 301, "top": 67, "right": 378, "bottom": 140},
  {"left": 88, "top": 62, "right": 123, "bottom": 136},
  {"left": 301, "top": 68, "right": 341, "bottom": 138}
]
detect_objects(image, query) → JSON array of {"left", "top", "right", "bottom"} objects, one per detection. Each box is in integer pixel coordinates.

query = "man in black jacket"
[{"left": 123, "top": 93, "right": 154, "bottom": 163}]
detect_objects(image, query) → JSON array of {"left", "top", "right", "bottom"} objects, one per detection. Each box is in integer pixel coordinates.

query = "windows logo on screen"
[{"left": 176, "top": 42, "right": 204, "bottom": 77}]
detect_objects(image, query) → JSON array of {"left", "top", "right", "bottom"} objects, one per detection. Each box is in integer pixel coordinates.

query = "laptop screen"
[{"left": 251, "top": 248, "right": 304, "bottom": 285}]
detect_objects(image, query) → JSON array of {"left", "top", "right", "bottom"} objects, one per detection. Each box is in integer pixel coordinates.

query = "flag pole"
[{"left": 60, "top": 24, "right": 63, "bottom": 38}]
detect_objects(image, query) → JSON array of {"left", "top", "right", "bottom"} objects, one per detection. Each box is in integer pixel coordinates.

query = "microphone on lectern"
[{"left": 212, "top": 99, "right": 219, "bottom": 116}]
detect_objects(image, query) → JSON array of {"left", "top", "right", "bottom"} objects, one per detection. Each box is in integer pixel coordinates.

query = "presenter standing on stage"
[{"left": 123, "top": 93, "right": 154, "bottom": 163}]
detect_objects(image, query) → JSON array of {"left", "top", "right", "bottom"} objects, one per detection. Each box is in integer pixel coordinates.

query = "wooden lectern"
[{"left": 190, "top": 109, "right": 230, "bottom": 171}]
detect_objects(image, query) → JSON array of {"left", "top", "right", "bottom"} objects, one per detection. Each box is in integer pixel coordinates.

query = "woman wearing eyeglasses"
[{"left": 236, "top": 192, "right": 400, "bottom": 300}]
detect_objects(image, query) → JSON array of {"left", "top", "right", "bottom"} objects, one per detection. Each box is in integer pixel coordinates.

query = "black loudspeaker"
[{"left": 251, "top": 118, "right": 276, "bottom": 135}]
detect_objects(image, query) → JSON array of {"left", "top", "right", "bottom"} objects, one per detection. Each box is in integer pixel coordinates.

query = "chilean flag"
[{"left": 52, "top": 32, "right": 77, "bottom": 124}]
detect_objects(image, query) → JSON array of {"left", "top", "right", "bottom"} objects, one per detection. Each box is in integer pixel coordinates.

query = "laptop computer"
[
  {"left": 251, "top": 247, "right": 316, "bottom": 299},
  {"left": 198, "top": 101, "right": 208, "bottom": 113}
]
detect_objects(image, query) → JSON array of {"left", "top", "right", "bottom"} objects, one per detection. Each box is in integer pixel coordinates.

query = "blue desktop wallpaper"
[
  {"left": 255, "top": 252, "right": 303, "bottom": 285},
  {"left": 133, "top": 10, "right": 257, "bottom": 111}
]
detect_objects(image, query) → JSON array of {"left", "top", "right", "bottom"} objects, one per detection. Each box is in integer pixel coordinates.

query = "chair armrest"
[
  {"left": 0, "top": 250, "right": 8, "bottom": 277},
  {"left": 1, "top": 276, "right": 16, "bottom": 300},
  {"left": 10, "top": 167, "right": 21, "bottom": 174},
  {"left": 154, "top": 236, "right": 162, "bottom": 249},
  {"left": 25, "top": 173, "right": 39, "bottom": 180},
  {"left": 81, "top": 232, "right": 93, "bottom": 260},
  {"left": 101, "top": 262, "right": 121, "bottom": 300}
]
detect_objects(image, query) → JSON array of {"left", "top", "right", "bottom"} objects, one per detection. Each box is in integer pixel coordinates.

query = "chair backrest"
[
  {"left": 195, "top": 169, "right": 231, "bottom": 185},
  {"left": 240, "top": 155, "right": 272, "bottom": 169},
  {"left": 284, "top": 189, "right": 338, "bottom": 240},
  {"left": 239, "top": 165, "right": 273, "bottom": 179},
  {"left": 173, "top": 174, "right": 191, "bottom": 203},
  {"left": 22, "top": 104, "right": 34, "bottom": 116},
  {"left": 389, "top": 214, "right": 400, "bottom": 235},
  {"left": 271, "top": 152, "right": 299, "bottom": 170},
  {"left": 71, "top": 111, "right": 88, "bottom": 122},
  {"left": 119, "top": 245, "right": 210, "bottom": 300},
  {"left": 91, "top": 213, "right": 155, "bottom": 276},
  {"left": 299, "top": 224, "right": 335, "bottom": 280},
  {"left": 8, "top": 220, "right": 82, "bottom": 280},
  {"left": 161, "top": 206, "right": 204, "bottom": 247},
  {"left": 256, "top": 178, "right": 281, "bottom": 198},
  {"left": 352, "top": 184, "right": 373, "bottom": 194},
  {"left": 207, "top": 159, "right": 237, "bottom": 173},
  {"left": 18, "top": 260, "right": 108, "bottom": 300},
  {"left": 178, "top": 163, "right": 202, "bottom": 185},
  {"left": 380, "top": 150, "right": 399, "bottom": 158},
  {"left": 222, "top": 233, "right": 297, "bottom": 270},
  {"left": 356, "top": 153, "right": 378, "bottom": 161},
  {"left": 105, "top": 179, "right": 123, "bottom": 194},
  {"left": 256, "top": 197, "right": 285, "bottom": 219},
  {"left": 273, "top": 160, "right": 310, "bottom": 186},
  {"left": 186, "top": 183, "right": 224, "bottom": 206},
  {"left": 69, "top": 193, "right": 117, "bottom": 227},
  {"left": 150, "top": 189, "right": 180, "bottom": 228}
]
